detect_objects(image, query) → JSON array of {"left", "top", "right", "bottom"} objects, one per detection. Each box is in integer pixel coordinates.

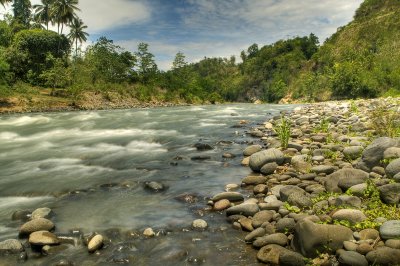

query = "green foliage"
[
  {"left": 369, "top": 101, "right": 400, "bottom": 138},
  {"left": 0, "top": 20, "right": 12, "bottom": 47},
  {"left": 135, "top": 42, "right": 158, "bottom": 84},
  {"left": 39, "top": 53, "right": 71, "bottom": 88},
  {"left": 314, "top": 117, "right": 330, "bottom": 133},
  {"left": 12, "top": 0, "right": 31, "bottom": 26},
  {"left": 8, "top": 29, "right": 70, "bottom": 83},
  {"left": 275, "top": 116, "right": 291, "bottom": 149}
]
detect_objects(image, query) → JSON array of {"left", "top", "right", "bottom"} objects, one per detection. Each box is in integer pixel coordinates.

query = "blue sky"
[{"left": 1, "top": 0, "right": 363, "bottom": 70}]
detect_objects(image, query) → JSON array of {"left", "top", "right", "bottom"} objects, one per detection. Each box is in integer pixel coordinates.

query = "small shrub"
[
  {"left": 275, "top": 116, "right": 291, "bottom": 149},
  {"left": 369, "top": 102, "right": 400, "bottom": 138}
]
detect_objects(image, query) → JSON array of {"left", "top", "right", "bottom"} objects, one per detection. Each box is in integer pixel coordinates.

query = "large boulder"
[
  {"left": 243, "top": 145, "right": 262, "bottom": 156},
  {"left": 249, "top": 149, "right": 284, "bottom": 172},
  {"left": 292, "top": 220, "right": 354, "bottom": 257},
  {"left": 378, "top": 183, "right": 400, "bottom": 204},
  {"left": 331, "top": 209, "right": 367, "bottom": 224},
  {"left": 386, "top": 158, "right": 400, "bottom": 178},
  {"left": 323, "top": 168, "right": 369, "bottom": 193},
  {"left": 356, "top": 137, "right": 399, "bottom": 171},
  {"left": 0, "top": 239, "right": 23, "bottom": 252}
]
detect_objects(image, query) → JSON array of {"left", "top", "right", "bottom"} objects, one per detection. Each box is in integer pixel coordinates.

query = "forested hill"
[
  {"left": 0, "top": 0, "right": 399, "bottom": 111},
  {"left": 289, "top": 0, "right": 400, "bottom": 101}
]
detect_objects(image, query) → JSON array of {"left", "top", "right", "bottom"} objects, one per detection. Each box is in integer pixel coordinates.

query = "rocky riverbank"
[{"left": 209, "top": 97, "right": 400, "bottom": 265}]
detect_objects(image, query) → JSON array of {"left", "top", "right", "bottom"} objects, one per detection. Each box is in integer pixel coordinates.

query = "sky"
[{"left": 1, "top": 0, "right": 363, "bottom": 70}]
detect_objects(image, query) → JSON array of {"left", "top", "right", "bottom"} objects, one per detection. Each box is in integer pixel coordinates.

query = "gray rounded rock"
[
  {"left": 243, "top": 145, "right": 262, "bottom": 156},
  {"left": 338, "top": 250, "right": 368, "bottom": 266},
  {"left": 260, "top": 162, "right": 278, "bottom": 175},
  {"left": 379, "top": 220, "right": 400, "bottom": 240},
  {"left": 357, "top": 137, "right": 399, "bottom": 171},
  {"left": 249, "top": 149, "right": 284, "bottom": 172},
  {"left": 378, "top": 183, "right": 400, "bottom": 204},
  {"left": 253, "top": 233, "right": 288, "bottom": 248},
  {"left": 311, "top": 165, "right": 336, "bottom": 175},
  {"left": 276, "top": 218, "right": 296, "bottom": 233},
  {"left": 335, "top": 195, "right": 362, "bottom": 208},
  {"left": 245, "top": 227, "right": 265, "bottom": 242},
  {"left": 226, "top": 203, "right": 259, "bottom": 217},
  {"left": 287, "top": 192, "right": 312, "bottom": 208},
  {"left": 279, "top": 185, "right": 306, "bottom": 202},
  {"left": 211, "top": 192, "right": 244, "bottom": 202},
  {"left": 343, "top": 146, "right": 364, "bottom": 160},
  {"left": 332, "top": 209, "right": 367, "bottom": 224},
  {"left": 324, "top": 168, "right": 369, "bottom": 193},
  {"left": 386, "top": 158, "right": 400, "bottom": 178},
  {"left": 366, "top": 246, "right": 400, "bottom": 265},
  {"left": 31, "top": 207, "right": 53, "bottom": 220}
]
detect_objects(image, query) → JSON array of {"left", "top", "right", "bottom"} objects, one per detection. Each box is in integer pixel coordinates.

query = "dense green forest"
[{"left": 0, "top": 0, "right": 399, "bottom": 109}]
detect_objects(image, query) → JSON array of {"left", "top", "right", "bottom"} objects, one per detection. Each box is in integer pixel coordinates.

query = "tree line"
[{"left": 0, "top": 0, "right": 398, "bottom": 104}]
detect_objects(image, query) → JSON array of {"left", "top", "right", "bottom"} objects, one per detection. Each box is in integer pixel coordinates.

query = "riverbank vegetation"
[{"left": 0, "top": 0, "right": 399, "bottom": 111}]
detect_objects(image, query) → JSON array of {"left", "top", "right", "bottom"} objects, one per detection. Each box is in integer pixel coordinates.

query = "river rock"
[
  {"left": 324, "top": 168, "right": 369, "bottom": 193},
  {"left": 338, "top": 251, "right": 368, "bottom": 266},
  {"left": 386, "top": 158, "right": 400, "bottom": 178},
  {"left": 238, "top": 217, "right": 254, "bottom": 231},
  {"left": 0, "top": 239, "right": 23, "bottom": 252},
  {"left": 226, "top": 203, "right": 259, "bottom": 217},
  {"left": 292, "top": 220, "right": 354, "bottom": 257},
  {"left": 31, "top": 207, "right": 53, "bottom": 220},
  {"left": 88, "top": 234, "right": 104, "bottom": 252},
  {"left": 288, "top": 142, "right": 303, "bottom": 151},
  {"left": 252, "top": 210, "right": 274, "bottom": 228},
  {"left": 245, "top": 227, "right": 265, "bottom": 242},
  {"left": 29, "top": 231, "right": 59, "bottom": 246},
  {"left": 242, "top": 175, "right": 267, "bottom": 185},
  {"left": 276, "top": 218, "right": 296, "bottom": 233},
  {"left": 143, "top": 228, "right": 155, "bottom": 237},
  {"left": 385, "top": 239, "right": 400, "bottom": 249},
  {"left": 249, "top": 149, "right": 284, "bottom": 172},
  {"left": 194, "top": 143, "right": 213, "bottom": 151},
  {"left": 378, "top": 183, "right": 400, "bottom": 204},
  {"left": 257, "top": 244, "right": 304, "bottom": 265},
  {"left": 192, "top": 219, "right": 208, "bottom": 229},
  {"left": 379, "top": 220, "right": 400, "bottom": 240},
  {"left": 366, "top": 247, "right": 400, "bottom": 265},
  {"left": 311, "top": 165, "right": 335, "bottom": 175},
  {"left": 243, "top": 145, "right": 262, "bottom": 156},
  {"left": 144, "top": 181, "right": 167, "bottom": 192},
  {"left": 359, "top": 228, "right": 379, "bottom": 240},
  {"left": 332, "top": 209, "right": 367, "bottom": 224},
  {"left": 214, "top": 199, "right": 231, "bottom": 211},
  {"left": 20, "top": 218, "right": 55, "bottom": 235},
  {"left": 260, "top": 162, "right": 278, "bottom": 175},
  {"left": 357, "top": 137, "right": 399, "bottom": 171},
  {"left": 343, "top": 146, "right": 364, "bottom": 160},
  {"left": 253, "top": 233, "right": 288, "bottom": 248},
  {"left": 291, "top": 155, "right": 311, "bottom": 174},
  {"left": 279, "top": 185, "right": 306, "bottom": 202},
  {"left": 11, "top": 210, "right": 31, "bottom": 221},
  {"left": 383, "top": 147, "right": 400, "bottom": 159},
  {"left": 335, "top": 195, "right": 362, "bottom": 208},
  {"left": 287, "top": 192, "right": 312, "bottom": 208},
  {"left": 212, "top": 192, "right": 243, "bottom": 203}
]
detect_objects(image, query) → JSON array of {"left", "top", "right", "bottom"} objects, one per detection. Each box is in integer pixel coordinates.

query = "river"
[{"left": 0, "top": 104, "right": 293, "bottom": 265}]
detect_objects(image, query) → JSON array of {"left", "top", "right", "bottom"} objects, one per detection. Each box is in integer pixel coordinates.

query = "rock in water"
[
  {"left": 292, "top": 220, "right": 353, "bottom": 257},
  {"left": 88, "top": 234, "right": 104, "bottom": 252},
  {"left": 143, "top": 228, "right": 155, "bottom": 237},
  {"left": 31, "top": 207, "right": 53, "bottom": 220},
  {"left": 192, "top": 219, "right": 208, "bottom": 229},
  {"left": 0, "top": 239, "right": 23, "bottom": 252},
  {"left": 144, "top": 181, "right": 167, "bottom": 192},
  {"left": 20, "top": 218, "right": 55, "bottom": 235},
  {"left": 29, "top": 231, "right": 59, "bottom": 246},
  {"left": 194, "top": 143, "right": 214, "bottom": 151},
  {"left": 226, "top": 203, "right": 259, "bottom": 217}
]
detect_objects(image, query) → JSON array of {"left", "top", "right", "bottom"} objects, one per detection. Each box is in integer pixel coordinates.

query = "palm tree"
[
  {"left": 0, "top": 0, "right": 11, "bottom": 7},
  {"left": 33, "top": 0, "right": 54, "bottom": 30},
  {"left": 68, "top": 17, "right": 88, "bottom": 56},
  {"left": 51, "top": 0, "right": 80, "bottom": 34}
]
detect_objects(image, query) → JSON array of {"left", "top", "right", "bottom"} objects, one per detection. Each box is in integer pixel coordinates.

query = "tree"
[
  {"left": 0, "top": 0, "right": 12, "bottom": 7},
  {"left": 12, "top": 0, "right": 31, "bottom": 27},
  {"left": 7, "top": 29, "right": 70, "bottom": 82},
  {"left": 33, "top": 0, "right": 54, "bottom": 30},
  {"left": 135, "top": 42, "right": 157, "bottom": 84},
  {"left": 85, "top": 37, "right": 135, "bottom": 84},
  {"left": 172, "top": 51, "right": 187, "bottom": 70},
  {"left": 67, "top": 17, "right": 88, "bottom": 56},
  {"left": 51, "top": 0, "right": 80, "bottom": 34}
]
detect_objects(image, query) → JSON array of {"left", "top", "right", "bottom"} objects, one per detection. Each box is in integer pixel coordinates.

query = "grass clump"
[
  {"left": 275, "top": 116, "right": 291, "bottom": 149},
  {"left": 369, "top": 102, "right": 400, "bottom": 138}
]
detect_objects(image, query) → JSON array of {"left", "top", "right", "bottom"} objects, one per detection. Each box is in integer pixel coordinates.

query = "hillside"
[{"left": 290, "top": 0, "right": 400, "bottom": 101}]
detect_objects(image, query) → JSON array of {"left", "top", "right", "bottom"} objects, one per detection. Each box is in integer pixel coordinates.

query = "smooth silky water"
[{"left": 0, "top": 104, "right": 293, "bottom": 265}]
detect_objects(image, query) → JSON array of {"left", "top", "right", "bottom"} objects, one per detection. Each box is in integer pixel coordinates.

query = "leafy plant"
[
  {"left": 275, "top": 116, "right": 291, "bottom": 149},
  {"left": 369, "top": 102, "right": 400, "bottom": 138}
]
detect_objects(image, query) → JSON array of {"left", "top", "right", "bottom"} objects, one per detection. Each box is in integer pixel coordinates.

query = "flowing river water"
[{"left": 0, "top": 104, "right": 293, "bottom": 265}]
